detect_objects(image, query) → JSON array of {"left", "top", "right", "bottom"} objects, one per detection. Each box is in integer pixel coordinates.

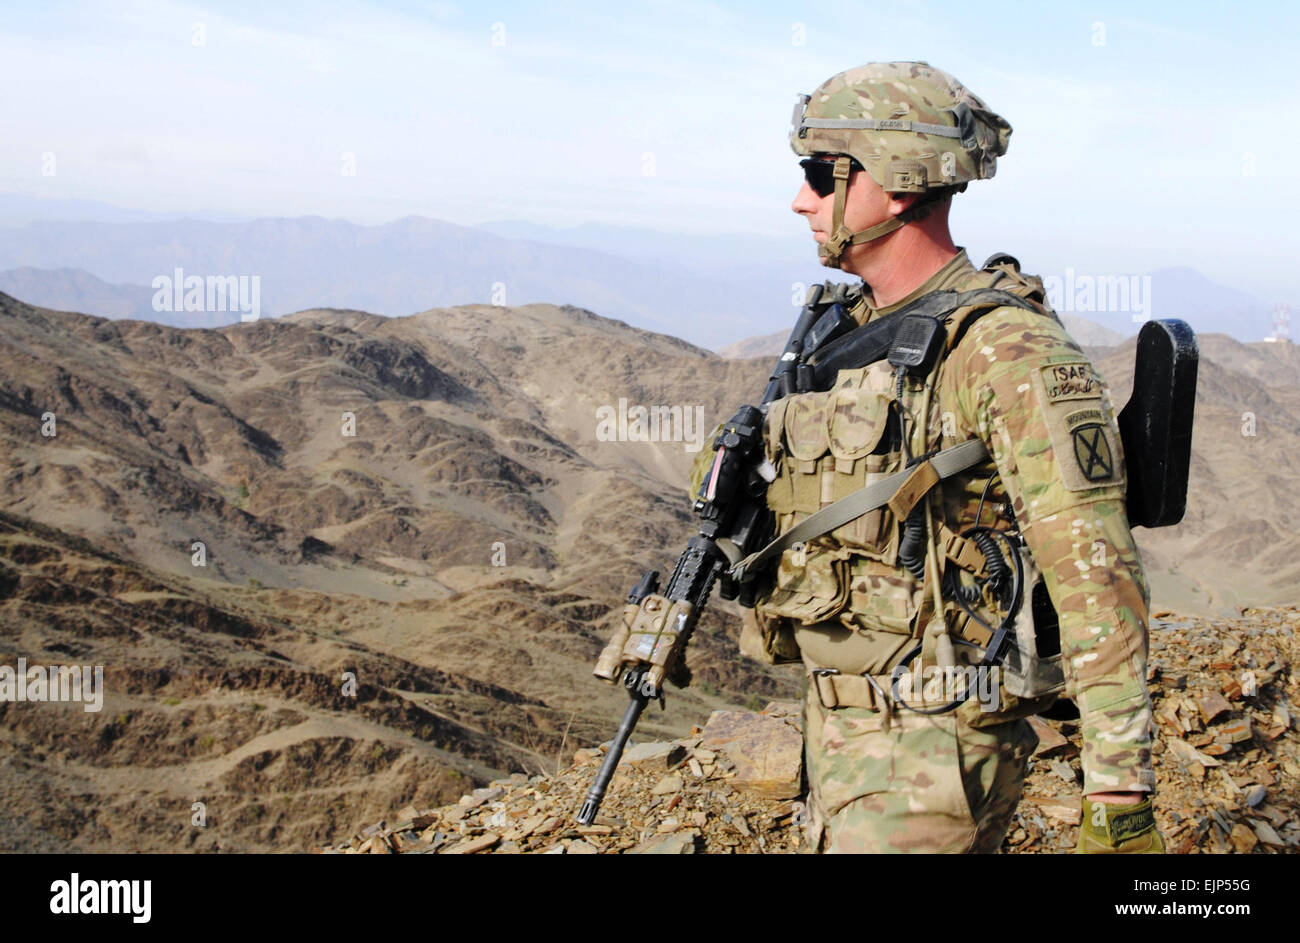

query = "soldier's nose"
[{"left": 792, "top": 181, "right": 818, "bottom": 214}]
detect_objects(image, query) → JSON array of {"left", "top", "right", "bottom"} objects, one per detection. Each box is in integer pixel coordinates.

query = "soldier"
[{"left": 704, "top": 62, "right": 1163, "bottom": 853}]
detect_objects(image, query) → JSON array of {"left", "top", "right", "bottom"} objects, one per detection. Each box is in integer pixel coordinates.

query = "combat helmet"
[{"left": 790, "top": 61, "right": 1012, "bottom": 268}]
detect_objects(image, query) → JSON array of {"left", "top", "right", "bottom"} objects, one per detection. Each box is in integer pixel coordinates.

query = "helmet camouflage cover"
[{"left": 791, "top": 61, "right": 1011, "bottom": 194}]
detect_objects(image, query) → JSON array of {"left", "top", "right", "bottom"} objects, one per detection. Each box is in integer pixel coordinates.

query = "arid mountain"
[
  {"left": 0, "top": 289, "right": 1294, "bottom": 851},
  {"left": 715, "top": 329, "right": 787, "bottom": 361},
  {"left": 0, "top": 291, "right": 792, "bottom": 852}
]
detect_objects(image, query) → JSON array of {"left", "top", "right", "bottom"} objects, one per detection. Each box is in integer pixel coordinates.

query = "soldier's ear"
[{"left": 889, "top": 191, "right": 922, "bottom": 217}]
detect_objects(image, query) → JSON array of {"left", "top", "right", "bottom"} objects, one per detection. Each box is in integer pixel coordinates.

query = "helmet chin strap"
[{"left": 818, "top": 156, "right": 927, "bottom": 269}]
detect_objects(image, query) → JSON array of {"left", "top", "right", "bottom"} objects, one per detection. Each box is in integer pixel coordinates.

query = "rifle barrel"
[{"left": 576, "top": 677, "right": 650, "bottom": 825}]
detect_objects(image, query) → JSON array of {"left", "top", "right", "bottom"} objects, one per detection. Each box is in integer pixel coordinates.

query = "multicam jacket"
[{"left": 710, "top": 250, "right": 1154, "bottom": 795}]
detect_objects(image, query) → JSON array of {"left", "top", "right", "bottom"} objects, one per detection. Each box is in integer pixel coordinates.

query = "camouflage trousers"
[{"left": 800, "top": 680, "right": 1039, "bottom": 853}]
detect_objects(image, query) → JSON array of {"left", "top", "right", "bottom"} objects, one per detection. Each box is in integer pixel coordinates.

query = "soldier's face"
[
  {"left": 792, "top": 157, "right": 913, "bottom": 270},
  {"left": 792, "top": 157, "right": 894, "bottom": 245}
]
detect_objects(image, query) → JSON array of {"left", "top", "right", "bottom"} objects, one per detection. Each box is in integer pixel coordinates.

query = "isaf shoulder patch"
[
  {"left": 1031, "top": 365, "right": 1124, "bottom": 492},
  {"left": 1040, "top": 361, "right": 1103, "bottom": 403}
]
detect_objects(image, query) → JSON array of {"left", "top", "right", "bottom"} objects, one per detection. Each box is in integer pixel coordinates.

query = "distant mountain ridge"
[
  {"left": 0, "top": 216, "right": 806, "bottom": 350},
  {"left": 0, "top": 209, "right": 1278, "bottom": 349},
  {"left": 0, "top": 266, "right": 242, "bottom": 328},
  {"left": 0, "top": 191, "right": 248, "bottom": 227}
]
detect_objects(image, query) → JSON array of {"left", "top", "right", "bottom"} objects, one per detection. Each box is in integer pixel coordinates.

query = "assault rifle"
[{"left": 576, "top": 283, "right": 887, "bottom": 824}]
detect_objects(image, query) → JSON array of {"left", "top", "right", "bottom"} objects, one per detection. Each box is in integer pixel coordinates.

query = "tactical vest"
[{"left": 747, "top": 255, "right": 1067, "bottom": 710}]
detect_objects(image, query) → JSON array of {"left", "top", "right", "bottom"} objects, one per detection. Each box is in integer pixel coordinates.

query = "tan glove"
[{"left": 1075, "top": 796, "right": 1165, "bottom": 853}]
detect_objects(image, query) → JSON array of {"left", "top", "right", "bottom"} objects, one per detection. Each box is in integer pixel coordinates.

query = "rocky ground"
[{"left": 325, "top": 606, "right": 1299, "bottom": 854}]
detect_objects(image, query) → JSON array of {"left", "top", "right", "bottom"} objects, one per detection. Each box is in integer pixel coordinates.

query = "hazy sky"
[{"left": 1, "top": 0, "right": 1295, "bottom": 304}]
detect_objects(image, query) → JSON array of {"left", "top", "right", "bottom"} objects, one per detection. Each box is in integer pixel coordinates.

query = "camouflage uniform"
[
  {"left": 691, "top": 62, "right": 1154, "bottom": 853},
  {"left": 694, "top": 249, "right": 1155, "bottom": 852}
]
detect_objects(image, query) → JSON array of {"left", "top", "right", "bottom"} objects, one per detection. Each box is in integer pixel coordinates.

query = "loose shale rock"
[
  {"left": 700, "top": 710, "right": 803, "bottom": 799},
  {"left": 327, "top": 606, "right": 1299, "bottom": 855}
]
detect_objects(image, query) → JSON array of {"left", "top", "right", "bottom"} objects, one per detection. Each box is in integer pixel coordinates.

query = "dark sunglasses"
[{"left": 800, "top": 156, "right": 862, "bottom": 198}]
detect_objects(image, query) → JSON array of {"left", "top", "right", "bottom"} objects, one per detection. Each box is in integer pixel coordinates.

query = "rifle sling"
[{"left": 728, "top": 437, "right": 989, "bottom": 583}]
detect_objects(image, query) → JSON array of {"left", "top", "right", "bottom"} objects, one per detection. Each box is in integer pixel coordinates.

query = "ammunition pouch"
[
  {"left": 754, "top": 366, "right": 916, "bottom": 641},
  {"left": 764, "top": 369, "right": 901, "bottom": 563},
  {"left": 739, "top": 605, "right": 801, "bottom": 665}
]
